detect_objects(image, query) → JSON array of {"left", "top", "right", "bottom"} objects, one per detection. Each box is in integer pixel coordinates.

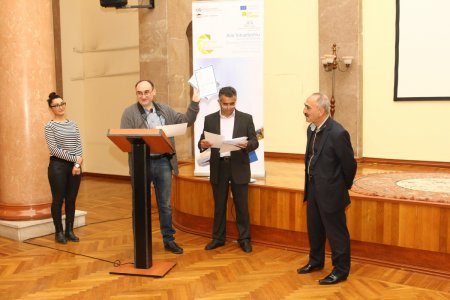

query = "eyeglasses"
[
  {"left": 136, "top": 90, "right": 152, "bottom": 97},
  {"left": 50, "top": 102, "right": 66, "bottom": 109}
]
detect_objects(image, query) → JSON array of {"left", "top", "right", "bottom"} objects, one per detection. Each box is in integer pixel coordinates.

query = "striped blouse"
[{"left": 44, "top": 120, "right": 83, "bottom": 163}]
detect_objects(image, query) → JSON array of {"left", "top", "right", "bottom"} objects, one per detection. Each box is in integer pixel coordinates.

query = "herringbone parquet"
[{"left": 0, "top": 177, "right": 449, "bottom": 299}]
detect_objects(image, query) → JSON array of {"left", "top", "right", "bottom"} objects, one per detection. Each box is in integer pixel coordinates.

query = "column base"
[{"left": 0, "top": 210, "right": 87, "bottom": 241}]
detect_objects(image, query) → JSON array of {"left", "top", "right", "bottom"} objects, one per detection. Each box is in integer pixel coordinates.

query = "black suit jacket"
[
  {"left": 199, "top": 110, "right": 259, "bottom": 185},
  {"left": 304, "top": 117, "right": 357, "bottom": 213}
]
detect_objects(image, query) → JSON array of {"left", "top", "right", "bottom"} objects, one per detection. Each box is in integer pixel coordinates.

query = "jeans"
[
  {"left": 144, "top": 157, "right": 175, "bottom": 243},
  {"left": 48, "top": 158, "right": 81, "bottom": 231},
  {"left": 148, "top": 157, "right": 175, "bottom": 243}
]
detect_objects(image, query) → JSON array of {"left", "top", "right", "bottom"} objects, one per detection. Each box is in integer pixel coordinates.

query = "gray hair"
[{"left": 310, "top": 93, "right": 330, "bottom": 115}]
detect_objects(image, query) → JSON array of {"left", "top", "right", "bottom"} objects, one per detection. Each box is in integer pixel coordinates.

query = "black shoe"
[
  {"left": 319, "top": 272, "right": 348, "bottom": 285},
  {"left": 297, "top": 263, "right": 324, "bottom": 274},
  {"left": 239, "top": 240, "right": 252, "bottom": 253},
  {"left": 164, "top": 241, "right": 183, "bottom": 254},
  {"left": 205, "top": 240, "right": 225, "bottom": 250},
  {"left": 65, "top": 231, "right": 80, "bottom": 242},
  {"left": 55, "top": 232, "right": 67, "bottom": 244},
  {"left": 65, "top": 222, "right": 80, "bottom": 242}
]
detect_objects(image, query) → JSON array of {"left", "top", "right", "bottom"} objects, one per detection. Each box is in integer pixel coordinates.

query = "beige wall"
[
  {"left": 363, "top": 0, "right": 450, "bottom": 162},
  {"left": 264, "top": 0, "right": 319, "bottom": 154},
  {"left": 60, "top": 0, "right": 139, "bottom": 175}
]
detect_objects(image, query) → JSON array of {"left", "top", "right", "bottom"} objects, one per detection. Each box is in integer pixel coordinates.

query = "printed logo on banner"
[{"left": 197, "top": 34, "right": 214, "bottom": 54}]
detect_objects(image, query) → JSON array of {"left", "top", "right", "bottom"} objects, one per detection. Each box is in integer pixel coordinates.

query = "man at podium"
[{"left": 120, "top": 80, "right": 200, "bottom": 254}]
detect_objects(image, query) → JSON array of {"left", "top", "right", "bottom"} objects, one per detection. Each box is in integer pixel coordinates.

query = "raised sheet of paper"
[
  {"left": 156, "top": 123, "right": 187, "bottom": 137},
  {"left": 188, "top": 75, "right": 198, "bottom": 89},
  {"left": 194, "top": 65, "right": 218, "bottom": 98}
]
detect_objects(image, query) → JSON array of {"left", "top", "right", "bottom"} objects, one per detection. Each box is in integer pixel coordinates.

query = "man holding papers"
[
  {"left": 198, "top": 86, "right": 259, "bottom": 253},
  {"left": 120, "top": 80, "right": 200, "bottom": 254}
]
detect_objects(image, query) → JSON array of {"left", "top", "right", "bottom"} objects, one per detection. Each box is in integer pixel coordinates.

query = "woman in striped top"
[{"left": 45, "top": 92, "right": 83, "bottom": 244}]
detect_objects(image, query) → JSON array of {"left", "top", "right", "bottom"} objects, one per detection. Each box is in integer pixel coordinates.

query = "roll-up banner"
[{"left": 192, "top": 0, "right": 265, "bottom": 178}]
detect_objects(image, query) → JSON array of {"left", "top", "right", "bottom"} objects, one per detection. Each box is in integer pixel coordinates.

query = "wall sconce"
[{"left": 320, "top": 43, "right": 353, "bottom": 117}]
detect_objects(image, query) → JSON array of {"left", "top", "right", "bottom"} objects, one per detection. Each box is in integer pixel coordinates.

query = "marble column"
[
  {"left": 318, "top": 0, "right": 363, "bottom": 157},
  {"left": 138, "top": 0, "right": 195, "bottom": 160},
  {"left": 0, "top": 0, "right": 56, "bottom": 220}
]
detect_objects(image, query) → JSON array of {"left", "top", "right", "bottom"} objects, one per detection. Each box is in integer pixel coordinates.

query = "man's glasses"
[
  {"left": 136, "top": 90, "right": 152, "bottom": 97},
  {"left": 51, "top": 102, "right": 66, "bottom": 109}
]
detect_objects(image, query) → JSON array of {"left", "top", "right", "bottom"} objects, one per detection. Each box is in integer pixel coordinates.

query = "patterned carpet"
[{"left": 351, "top": 172, "right": 450, "bottom": 203}]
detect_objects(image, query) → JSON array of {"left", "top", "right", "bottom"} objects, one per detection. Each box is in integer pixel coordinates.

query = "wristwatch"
[{"left": 74, "top": 163, "right": 81, "bottom": 168}]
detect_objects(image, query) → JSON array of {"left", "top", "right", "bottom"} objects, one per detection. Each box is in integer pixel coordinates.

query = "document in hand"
[
  {"left": 204, "top": 132, "right": 248, "bottom": 152},
  {"left": 189, "top": 65, "right": 218, "bottom": 98},
  {"left": 204, "top": 131, "right": 223, "bottom": 148},
  {"left": 223, "top": 136, "right": 247, "bottom": 145},
  {"left": 220, "top": 136, "right": 248, "bottom": 153},
  {"left": 156, "top": 123, "right": 187, "bottom": 137}
]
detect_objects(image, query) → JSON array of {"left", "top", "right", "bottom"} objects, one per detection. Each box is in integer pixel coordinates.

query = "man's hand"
[
  {"left": 236, "top": 141, "right": 248, "bottom": 149},
  {"left": 200, "top": 139, "right": 212, "bottom": 149},
  {"left": 192, "top": 88, "right": 200, "bottom": 103}
]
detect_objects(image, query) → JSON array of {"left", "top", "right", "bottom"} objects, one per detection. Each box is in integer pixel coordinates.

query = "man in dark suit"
[
  {"left": 198, "top": 86, "right": 259, "bottom": 253},
  {"left": 297, "top": 93, "right": 357, "bottom": 285}
]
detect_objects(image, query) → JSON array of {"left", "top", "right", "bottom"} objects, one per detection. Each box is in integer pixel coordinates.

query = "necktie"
[{"left": 307, "top": 128, "right": 320, "bottom": 176}]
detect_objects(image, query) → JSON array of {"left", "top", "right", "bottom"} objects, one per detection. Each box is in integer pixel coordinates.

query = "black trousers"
[
  {"left": 48, "top": 157, "right": 81, "bottom": 231},
  {"left": 306, "top": 180, "right": 351, "bottom": 276},
  {"left": 211, "top": 160, "right": 251, "bottom": 242}
]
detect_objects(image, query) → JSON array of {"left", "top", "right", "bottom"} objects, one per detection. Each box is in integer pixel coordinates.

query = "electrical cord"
[
  {"left": 22, "top": 214, "right": 159, "bottom": 268},
  {"left": 23, "top": 240, "right": 128, "bottom": 267}
]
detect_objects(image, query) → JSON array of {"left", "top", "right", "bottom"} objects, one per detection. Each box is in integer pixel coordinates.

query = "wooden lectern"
[{"left": 107, "top": 128, "right": 176, "bottom": 277}]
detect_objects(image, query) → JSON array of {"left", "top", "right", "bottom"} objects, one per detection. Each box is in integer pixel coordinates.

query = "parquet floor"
[{"left": 1, "top": 176, "right": 449, "bottom": 300}]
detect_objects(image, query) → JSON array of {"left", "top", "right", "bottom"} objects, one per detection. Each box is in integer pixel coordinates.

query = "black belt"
[{"left": 219, "top": 156, "right": 231, "bottom": 161}]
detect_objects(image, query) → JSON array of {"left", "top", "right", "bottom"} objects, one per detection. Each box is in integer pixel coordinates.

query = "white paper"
[
  {"left": 196, "top": 148, "right": 211, "bottom": 166},
  {"left": 194, "top": 65, "right": 218, "bottom": 98},
  {"left": 204, "top": 131, "right": 223, "bottom": 148},
  {"left": 223, "top": 136, "right": 248, "bottom": 145},
  {"left": 203, "top": 132, "right": 248, "bottom": 153},
  {"left": 188, "top": 75, "right": 198, "bottom": 89},
  {"left": 219, "top": 144, "right": 240, "bottom": 153},
  {"left": 156, "top": 123, "right": 187, "bottom": 137}
]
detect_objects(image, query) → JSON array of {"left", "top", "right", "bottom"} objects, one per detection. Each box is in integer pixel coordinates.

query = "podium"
[{"left": 107, "top": 128, "right": 176, "bottom": 277}]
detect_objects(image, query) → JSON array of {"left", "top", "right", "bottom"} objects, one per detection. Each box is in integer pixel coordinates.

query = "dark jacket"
[
  {"left": 199, "top": 110, "right": 259, "bottom": 184},
  {"left": 304, "top": 117, "right": 357, "bottom": 213}
]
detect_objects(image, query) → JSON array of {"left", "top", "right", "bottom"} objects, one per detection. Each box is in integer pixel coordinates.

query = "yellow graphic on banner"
[{"left": 197, "top": 34, "right": 214, "bottom": 54}]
